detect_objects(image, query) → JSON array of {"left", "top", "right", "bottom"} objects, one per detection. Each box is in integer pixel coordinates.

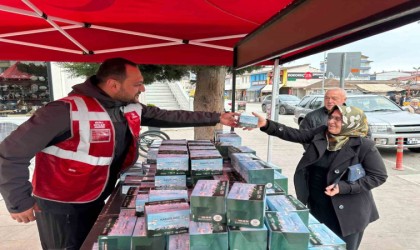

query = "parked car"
[
  {"left": 261, "top": 94, "right": 301, "bottom": 115},
  {"left": 293, "top": 94, "right": 420, "bottom": 152},
  {"left": 224, "top": 99, "right": 246, "bottom": 112}
]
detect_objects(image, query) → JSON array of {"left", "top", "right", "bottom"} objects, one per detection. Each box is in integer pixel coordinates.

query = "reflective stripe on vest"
[{"left": 41, "top": 96, "right": 113, "bottom": 165}]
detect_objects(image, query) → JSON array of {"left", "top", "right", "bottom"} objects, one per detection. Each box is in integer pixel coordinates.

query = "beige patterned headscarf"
[{"left": 326, "top": 105, "right": 369, "bottom": 151}]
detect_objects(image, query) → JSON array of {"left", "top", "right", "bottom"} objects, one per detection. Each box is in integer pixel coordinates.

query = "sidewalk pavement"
[{"left": 1, "top": 126, "right": 420, "bottom": 249}]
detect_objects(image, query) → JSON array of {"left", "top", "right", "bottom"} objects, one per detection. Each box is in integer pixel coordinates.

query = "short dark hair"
[{"left": 95, "top": 57, "right": 137, "bottom": 84}]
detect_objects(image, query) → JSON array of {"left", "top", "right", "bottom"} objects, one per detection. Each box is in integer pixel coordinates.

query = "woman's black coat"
[{"left": 261, "top": 120, "right": 388, "bottom": 236}]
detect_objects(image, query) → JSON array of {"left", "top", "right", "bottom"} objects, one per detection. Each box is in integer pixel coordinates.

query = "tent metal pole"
[
  {"left": 231, "top": 69, "right": 237, "bottom": 132},
  {"left": 188, "top": 41, "right": 232, "bottom": 51},
  {"left": 92, "top": 25, "right": 183, "bottom": 42},
  {"left": 191, "top": 34, "right": 247, "bottom": 43},
  {"left": 0, "top": 25, "right": 79, "bottom": 38},
  {"left": 267, "top": 58, "right": 280, "bottom": 163},
  {"left": 0, "top": 38, "right": 81, "bottom": 54},
  {"left": 22, "top": 0, "right": 89, "bottom": 54},
  {"left": 94, "top": 42, "right": 181, "bottom": 54}
]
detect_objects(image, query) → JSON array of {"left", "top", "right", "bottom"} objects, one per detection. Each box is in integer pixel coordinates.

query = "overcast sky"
[{"left": 284, "top": 21, "right": 420, "bottom": 73}]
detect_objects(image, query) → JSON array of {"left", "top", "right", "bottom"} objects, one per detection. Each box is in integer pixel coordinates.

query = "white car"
[{"left": 294, "top": 94, "right": 420, "bottom": 152}]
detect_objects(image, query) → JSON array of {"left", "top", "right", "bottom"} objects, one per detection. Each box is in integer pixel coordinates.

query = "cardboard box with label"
[
  {"left": 144, "top": 199, "right": 190, "bottom": 237},
  {"left": 228, "top": 225, "right": 268, "bottom": 250},
  {"left": 189, "top": 222, "right": 228, "bottom": 250},
  {"left": 265, "top": 211, "right": 310, "bottom": 250},
  {"left": 227, "top": 183, "right": 266, "bottom": 228},
  {"left": 266, "top": 195, "right": 309, "bottom": 226},
  {"left": 190, "top": 150, "right": 223, "bottom": 176},
  {"left": 308, "top": 223, "right": 346, "bottom": 249},
  {"left": 190, "top": 180, "right": 228, "bottom": 223},
  {"left": 131, "top": 217, "right": 166, "bottom": 250}
]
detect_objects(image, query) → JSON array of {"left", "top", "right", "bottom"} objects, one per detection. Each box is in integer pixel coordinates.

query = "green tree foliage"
[
  {"left": 60, "top": 62, "right": 260, "bottom": 84},
  {"left": 60, "top": 63, "right": 190, "bottom": 84},
  {"left": 16, "top": 62, "right": 47, "bottom": 77},
  {"left": 60, "top": 62, "right": 99, "bottom": 79}
]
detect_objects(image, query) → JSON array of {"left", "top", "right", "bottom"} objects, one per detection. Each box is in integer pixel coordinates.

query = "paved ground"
[{"left": 1, "top": 103, "right": 420, "bottom": 249}]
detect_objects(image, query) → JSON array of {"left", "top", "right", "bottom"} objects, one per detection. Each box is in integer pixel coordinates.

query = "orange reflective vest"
[{"left": 33, "top": 95, "right": 141, "bottom": 203}]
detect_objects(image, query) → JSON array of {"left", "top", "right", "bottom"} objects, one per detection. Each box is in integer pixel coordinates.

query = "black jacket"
[
  {"left": 299, "top": 106, "right": 329, "bottom": 131},
  {"left": 0, "top": 77, "right": 221, "bottom": 213},
  {"left": 261, "top": 119, "right": 388, "bottom": 236}
]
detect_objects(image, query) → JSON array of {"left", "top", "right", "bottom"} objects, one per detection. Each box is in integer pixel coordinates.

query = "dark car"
[
  {"left": 293, "top": 94, "right": 420, "bottom": 152},
  {"left": 261, "top": 94, "right": 301, "bottom": 115}
]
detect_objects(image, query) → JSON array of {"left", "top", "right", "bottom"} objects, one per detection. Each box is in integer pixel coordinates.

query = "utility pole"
[
  {"left": 321, "top": 51, "right": 327, "bottom": 94},
  {"left": 339, "top": 53, "right": 346, "bottom": 89},
  {"left": 414, "top": 67, "right": 420, "bottom": 84}
]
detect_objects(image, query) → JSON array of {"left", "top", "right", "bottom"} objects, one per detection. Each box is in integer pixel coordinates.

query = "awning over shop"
[
  {"left": 261, "top": 84, "right": 273, "bottom": 93},
  {"left": 0, "top": 62, "right": 33, "bottom": 80},
  {"left": 355, "top": 84, "right": 404, "bottom": 93},
  {"left": 247, "top": 85, "right": 265, "bottom": 92}
]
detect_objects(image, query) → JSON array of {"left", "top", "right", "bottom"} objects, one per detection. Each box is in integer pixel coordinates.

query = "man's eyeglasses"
[{"left": 328, "top": 115, "right": 342, "bottom": 123}]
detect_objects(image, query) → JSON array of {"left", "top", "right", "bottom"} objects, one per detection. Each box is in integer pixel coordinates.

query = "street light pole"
[{"left": 414, "top": 67, "right": 420, "bottom": 84}]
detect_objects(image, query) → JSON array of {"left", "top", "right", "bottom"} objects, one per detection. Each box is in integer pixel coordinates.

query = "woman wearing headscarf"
[{"left": 250, "top": 105, "right": 387, "bottom": 250}]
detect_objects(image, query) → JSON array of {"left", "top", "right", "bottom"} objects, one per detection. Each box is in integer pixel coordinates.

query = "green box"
[
  {"left": 131, "top": 217, "right": 166, "bottom": 250},
  {"left": 190, "top": 180, "right": 228, "bottom": 223},
  {"left": 144, "top": 199, "right": 190, "bottom": 237},
  {"left": 308, "top": 213, "right": 320, "bottom": 225},
  {"left": 308, "top": 223, "right": 346, "bottom": 249},
  {"left": 187, "top": 140, "right": 213, "bottom": 146},
  {"left": 215, "top": 142, "right": 233, "bottom": 159},
  {"left": 230, "top": 153, "right": 260, "bottom": 172},
  {"left": 227, "top": 183, "right": 266, "bottom": 228},
  {"left": 190, "top": 150, "right": 223, "bottom": 176},
  {"left": 274, "top": 170, "right": 288, "bottom": 194},
  {"left": 266, "top": 195, "right": 309, "bottom": 226},
  {"left": 238, "top": 114, "right": 258, "bottom": 128},
  {"left": 227, "top": 145, "right": 256, "bottom": 160},
  {"left": 98, "top": 216, "right": 136, "bottom": 250},
  {"left": 217, "top": 133, "right": 241, "bottom": 147},
  {"left": 188, "top": 145, "right": 217, "bottom": 150},
  {"left": 189, "top": 222, "right": 228, "bottom": 250},
  {"left": 265, "top": 211, "right": 310, "bottom": 250},
  {"left": 228, "top": 225, "right": 268, "bottom": 250},
  {"left": 167, "top": 233, "right": 190, "bottom": 250},
  {"left": 238, "top": 160, "right": 275, "bottom": 188},
  {"left": 266, "top": 184, "right": 287, "bottom": 196}
]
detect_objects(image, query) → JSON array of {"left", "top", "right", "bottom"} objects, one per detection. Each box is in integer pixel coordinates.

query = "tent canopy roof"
[
  {"left": 0, "top": 0, "right": 418, "bottom": 68},
  {"left": 0, "top": 0, "right": 292, "bottom": 65}
]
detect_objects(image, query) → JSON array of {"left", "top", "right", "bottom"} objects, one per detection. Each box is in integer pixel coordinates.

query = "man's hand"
[
  {"left": 242, "top": 112, "right": 267, "bottom": 130},
  {"left": 10, "top": 203, "right": 40, "bottom": 223},
  {"left": 220, "top": 112, "right": 240, "bottom": 127}
]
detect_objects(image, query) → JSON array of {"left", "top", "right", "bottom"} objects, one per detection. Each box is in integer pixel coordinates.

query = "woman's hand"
[
  {"left": 242, "top": 112, "right": 267, "bottom": 130},
  {"left": 324, "top": 183, "right": 340, "bottom": 196}
]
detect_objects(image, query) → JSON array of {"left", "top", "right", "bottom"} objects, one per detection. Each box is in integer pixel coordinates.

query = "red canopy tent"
[
  {"left": 0, "top": 0, "right": 292, "bottom": 65},
  {"left": 0, "top": 0, "right": 418, "bottom": 67}
]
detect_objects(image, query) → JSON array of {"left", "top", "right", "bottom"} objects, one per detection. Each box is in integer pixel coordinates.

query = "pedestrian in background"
[
  {"left": 407, "top": 98, "right": 420, "bottom": 114},
  {"left": 249, "top": 105, "right": 388, "bottom": 250},
  {"left": 299, "top": 88, "right": 347, "bottom": 149}
]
